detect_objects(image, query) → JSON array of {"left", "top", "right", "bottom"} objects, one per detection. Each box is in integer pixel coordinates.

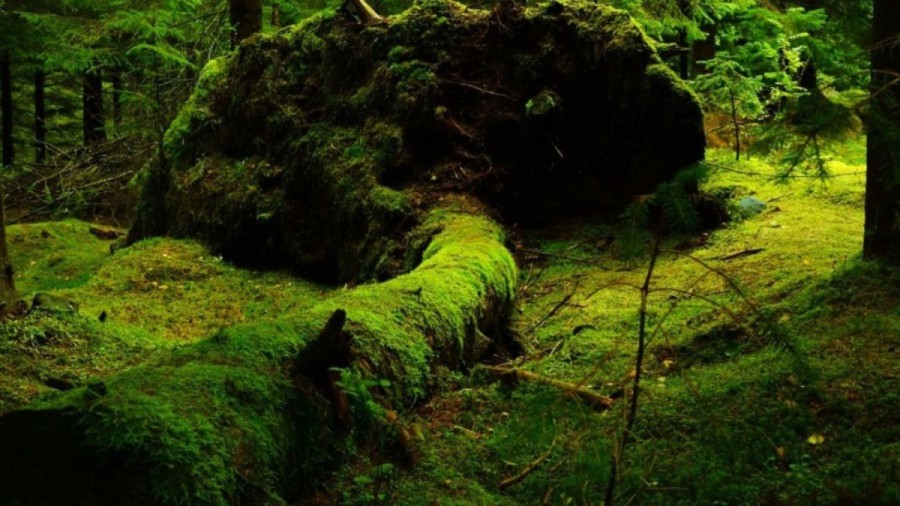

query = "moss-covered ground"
[
  {"left": 0, "top": 140, "right": 897, "bottom": 505},
  {"left": 318, "top": 139, "right": 898, "bottom": 505},
  {"left": 0, "top": 221, "right": 331, "bottom": 413}
]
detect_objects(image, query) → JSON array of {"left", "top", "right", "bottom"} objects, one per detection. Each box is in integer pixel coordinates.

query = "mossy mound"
[
  {"left": 7, "top": 220, "right": 114, "bottom": 294},
  {"left": 130, "top": 0, "right": 703, "bottom": 282}
]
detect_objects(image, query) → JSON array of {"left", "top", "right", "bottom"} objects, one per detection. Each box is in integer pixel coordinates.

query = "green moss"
[
  {"left": 133, "top": 0, "right": 703, "bottom": 282},
  {"left": 370, "top": 186, "right": 410, "bottom": 216},
  {"left": 646, "top": 62, "right": 702, "bottom": 104},
  {"left": 8, "top": 220, "right": 113, "bottom": 294},
  {"left": 300, "top": 198, "right": 517, "bottom": 401},
  {"left": 63, "top": 237, "right": 330, "bottom": 342},
  {"left": 163, "top": 57, "right": 229, "bottom": 161},
  {"left": 0, "top": 311, "right": 169, "bottom": 414}
]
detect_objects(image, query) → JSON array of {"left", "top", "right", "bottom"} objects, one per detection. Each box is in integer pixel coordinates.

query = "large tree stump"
[{"left": 129, "top": 0, "right": 704, "bottom": 283}]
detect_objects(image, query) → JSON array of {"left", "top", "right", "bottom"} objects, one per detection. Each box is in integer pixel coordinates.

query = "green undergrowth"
[{"left": 341, "top": 139, "right": 898, "bottom": 505}]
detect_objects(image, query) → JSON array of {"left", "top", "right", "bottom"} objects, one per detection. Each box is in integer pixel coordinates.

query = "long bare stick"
[
  {"left": 604, "top": 234, "right": 662, "bottom": 506},
  {"left": 485, "top": 366, "right": 613, "bottom": 411},
  {"left": 499, "top": 438, "right": 557, "bottom": 490}
]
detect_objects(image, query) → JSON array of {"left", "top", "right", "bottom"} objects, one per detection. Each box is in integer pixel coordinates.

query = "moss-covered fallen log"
[{"left": 0, "top": 198, "right": 516, "bottom": 505}]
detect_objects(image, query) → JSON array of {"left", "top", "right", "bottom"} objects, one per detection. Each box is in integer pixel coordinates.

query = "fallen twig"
[
  {"left": 485, "top": 366, "right": 613, "bottom": 411},
  {"left": 499, "top": 438, "right": 557, "bottom": 491},
  {"left": 524, "top": 288, "right": 576, "bottom": 335},
  {"left": 717, "top": 248, "right": 765, "bottom": 261}
]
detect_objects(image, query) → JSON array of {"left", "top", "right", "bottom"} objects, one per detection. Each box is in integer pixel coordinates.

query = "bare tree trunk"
[
  {"left": 230, "top": 0, "right": 263, "bottom": 47},
  {"left": 604, "top": 235, "right": 662, "bottom": 506},
  {"left": 691, "top": 26, "right": 716, "bottom": 78},
  {"left": 0, "top": 190, "right": 17, "bottom": 313},
  {"left": 1, "top": 49, "right": 12, "bottom": 167},
  {"left": 676, "top": 0, "right": 689, "bottom": 80},
  {"left": 271, "top": 3, "right": 281, "bottom": 27},
  {"left": 346, "top": 0, "right": 382, "bottom": 23},
  {"left": 34, "top": 68, "right": 46, "bottom": 165},
  {"left": 111, "top": 68, "right": 122, "bottom": 132},
  {"left": 730, "top": 87, "right": 741, "bottom": 161},
  {"left": 82, "top": 60, "right": 106, "bottom": 146},
  {"left": 864, "top": 0, "right": 900, "bottom": 264},
  {"left": 678, "top": 29, "right": 689, "bottom": 80}
]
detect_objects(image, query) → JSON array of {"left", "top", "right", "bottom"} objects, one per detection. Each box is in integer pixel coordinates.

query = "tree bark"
[
  {"left": 82, "top": 60, "right": 106, "bottom": 146},
  {"left": 0, "top": 190, "right": 17, "bottom": 313},
  {"left": 864, "top": 0, "right": 900, "bottom": 264},
  {"left": 271, "top": 3, "right": 281, "bottom": 27},
  {"left": 34, "top": 68, "right": 46, "bottom": 165},
  {"left": 230, "top": 0, "right": 263, "bottom": 47},
  {"left": 1, "top": 49, "right": 12, "bottom": 167},
  {"left": 691, "top": 26, "right": 716, "bottom": 78},
  {"left": 111, "top": 68, "right": 122, "bottom": 131}
]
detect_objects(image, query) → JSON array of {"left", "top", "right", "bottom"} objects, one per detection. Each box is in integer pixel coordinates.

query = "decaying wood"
[{"left": 485, "top": 366, "right": 613, "bottom": 411}]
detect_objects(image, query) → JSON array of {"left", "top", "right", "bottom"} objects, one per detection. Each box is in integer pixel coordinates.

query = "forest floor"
[{"left": 1, "top": 139, "right": 897, "bottom": 505}]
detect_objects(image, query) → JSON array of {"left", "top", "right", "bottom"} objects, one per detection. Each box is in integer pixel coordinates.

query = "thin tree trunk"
[
  {"left": 1, "top": 49, "right": 12, "bottom": 167},
  {"left": 34, "top": 68, "right": 46, "bottom": 165},
  {"left": 0, "top": 190, "right": 17, "bottom": 313},
  {"left": 691, "top": 26, "right": 716, "bottom": 78},
  {"left": 271, "top": 3, "right": 281, "bottom": 27},
  {"left": 730, "top": 87, "right": 741, "bottom": 161},
  {"left": 864, "top": 0, "right": 900, "bottom": 263},
  {"left": 604, "top": 235, "right": 661, "bottom": 506},
  {"left": 82, "top": 60, "right": 106, "bottom": 146},
  {"left": 676, "top": 0, "right": 690, "bottom": 79},
  {"left": 230, "top": 0, "right": 263, "bottom": 47},
  {"left": 111, "top": 68, "right": 122, "bottom": 131}
]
